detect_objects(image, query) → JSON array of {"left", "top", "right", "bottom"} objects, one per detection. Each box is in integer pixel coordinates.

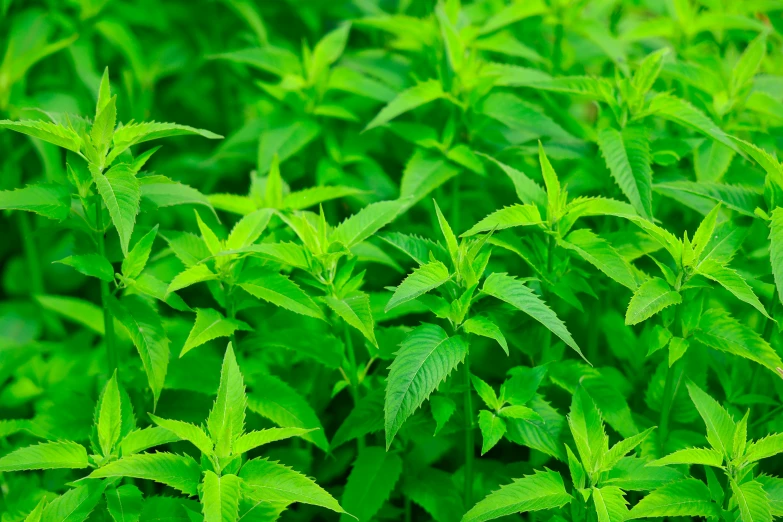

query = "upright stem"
[
  {"left": 659, "top": 308, "right": 684, "bottom": 454},
  {"left": 552, "top": 18, "right": 564, "bottom": 74},
  {"left": 226, "top": 285, "right": 238, "bottom": 349},
  {"left": 96, "top": 200, "right": 118, "bottom": 374},
  {"left": 463, "top": 351, "right": 474, "bottom": 507},
  {"left": 18, "top": 213, "right": 44, "bottom": 295},
  {"left": 343, "top": 322, "right": 365, "bottom": 450},
  {"left": 658, "top": 359, "right": 683, "bottom": 455},
  {"left": 451, "top": 175, "right": 461, "bottom": 233}
]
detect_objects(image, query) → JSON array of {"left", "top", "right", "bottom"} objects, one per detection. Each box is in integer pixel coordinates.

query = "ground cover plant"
[{"left": 1, "top": 0, "right": 783, "bottom": 521}]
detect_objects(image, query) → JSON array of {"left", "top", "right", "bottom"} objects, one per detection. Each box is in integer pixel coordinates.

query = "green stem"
[
  {"left": 658, "top": 358, "right": 684, "bottom": 455},
  {"left": 18, "top": 213, "right": 44, "bottom": 295},
  {"left": 96, "top": 200, "right": 118, "bottom": 374},
  {"left": 226, "top": 285, "right": 238, "bottom": 350},
  {"left": 463, "top": 351, "right": 474, "bottom": 507},
  {"left": 552, "top": 18, "right": 564, "bottom": 74},
  {"left": 546, "top": 234, "right": 555, "bottom": 275},
  {"left": 451, "top": 174, "right": 461, "bottom": 232},
  {"left": 343, "top": 322, "right": 365, "bottom": 450}
]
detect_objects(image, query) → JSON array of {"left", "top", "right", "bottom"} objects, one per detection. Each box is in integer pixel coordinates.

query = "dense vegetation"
[{"left": 2, "top": 1, "right": 783, "bottom": 521}]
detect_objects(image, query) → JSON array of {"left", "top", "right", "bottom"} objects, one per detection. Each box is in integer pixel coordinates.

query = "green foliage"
[{"left": 2, "top": 1, "right": 783, "bottom": 521}]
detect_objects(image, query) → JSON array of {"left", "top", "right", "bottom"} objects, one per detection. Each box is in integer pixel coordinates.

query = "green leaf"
[
  {"left": 325, "top": 293, "right": 376, "bottom": 347},
  {"left": 478, "top": 0, "right": 546, "bottom": 33},
  {"left": 122, "top": 225, "right": 158, "bottom": 280},
  {"left": 96, "top": 67, "right": 112, "bottom": 115},
  {"left": 461, "top": 204, "right": 543, "bottom": 237},
  {"left": 24, "top": 498, "right": 46, "bottom": 522},
  {"left": 403, "top": 467, "right": 465, "bottom": 522},
  {"left": 148, "top": 414, "right": 213, "bottom": 456},
  {"left": 461, "top": 470, "right": 571, "bottom": 522},
  {"left": 207, "top": 343, "right": 246, "bottom": 443},
  {"left": 399, "top": 149, "right": 460, "bottom": 206},
  {"left": 694, "top": 309, "right": 783, "bottom": 376},
  {"left": 624, "top": 277, "right": 681, "bottom": 326},
  {"left": 481, "top": 272, "right": 584, "bottom": 360},
  {"left": 592, "top": 486, "right": 628, "bottom": 522},
  {"left": 181, "top": 308, "right": 251, "bottom": 357},
  {"left": 539, "top": 143, "right": 562, "bottom": 221},
  {"left": 770, "top": 208, "right": 783, "bottom": 306},
  {"left": 202, "top": 471, "right": 242, "bottom": 522},
  {"left": 234, "top": 242, "right": 309, "bottom": 269},
  {"left": 758, "top": 476, "right": 783, "bottom": 517},
  {"left": 602, "top": 427, "right": 655, "bottom": 471},
  {"left": 559, "top": 229, "right": 638, "bottom": 290},
  {"left": 331, "top": 200, "right": 403, "bottom": 248},
  {"left": 105, "top": 485, "right": 143, "bottom": 522},
  {"left": 568, "top": 387, "right": 607, "bottom": 474},
  {"left": 687, "top": 381, "right": 736, "bottom": 457},
  {"left": 120, "top": 426, "right": 180, "bottom": 456},
  {"left": 597, "top": 126, "right": 653, "bottom": 220},
  {"left": 42, "top": 480, "right": 108, "bottom": 522},
  {"left": 627, "top": 479, "right": 719, "bottom": 519},
  {"left": 654, "top": 180, "right": 760, "bottom": 217},
  {"left": 239, "top": 269, "right": 324, "bottom": 320},
  {"left": 668, "top": 337, "right": 689, "bottom": 366},
  {"left": 385, "top": 261, "right": 451, "bottom": 312},
  {"left": 472, "top": 375, "right": 501, "bottom": 410},
  {"left": 91, "top": 95, "right": 117, "bottom": 158},
  {"left": 340, "top": 447, "right": 403, "bottom": 522},
  {"left": 0, "top": 120, "right": 81, "bottom": 152},
  {"left": 167, "top": 264, "right": 219, "bottom": 294},
  {"left": 385, "top": 323, "right": 468, "bottom": 448},
  {"left": 108, "top": 295, "right": 169, "bottom": 407},
  {"left": 55, "top": 254, "right": 114, "bottom": 282},
  {"left": 433, "top": 200, "right": 458, "bottom": 265},
  {"left": 648, "top": 447, "right": 723, "bottom": 467},
  {"left": 98, "top": 371, "right": 122, "bottom": 457},
  {"left": 247, "top": 374, "right": 329, "bottom": 452},
  {"left": 0, "top": 441, "right": 88, "bottom": 472},
  {"left": 309, "top": 21, "right": 350, "bottom": 75},
  {"left": 36, "top": 294, "right": 105, "bottom": 334},
  {"left": 731, "top": 479, "right": 772, "bottom": 522},
  {"left": 283, "top": 186, "right": 364, "bottom": 210},
  {"left": 0, "top": 183, "right": 71, "bottom": 220},
  {"left": 690, "top": 204, "right": 721, "bottom": 265},
  {"left": 232, "top": 427, "right": 315, "bottom": 455},
  {"left": 89, "top": 452, "right": 201, "bottom": 496},
  {"left": 696, "top": 259, "right": 771, "bottom": 318},
  {"left": 431, "top": 395, "right": 457, "bottom": 435},
  {"left": 332, "top": 388, "right": 384, "bottom": 449},
  {"left": 566, "top": 445, "right": 586, "bottom": 490},
  {"left": 109, "top": 121, "right": 222, "bottom": 163},
  {"left": 730, "top": 33, "right": 766, "bottom": 96},
  {"left": 744, "top": 433, "right": 783, "bottom": 464},
  {"left": 642, "top": 93, "right": 736, "bottom": 151},
  {"left": 462, "top": 315, "right": 508, "bottom": 355},
  {"left": 478, "top": 410, "right": 506, "bottom": 455},
  {"left": 257, "top": 120, "right": 320, "bottom": 174},
  {"left": 480, "top": 154, "right": 547, "bottom": 211},
  {"left": 226, "top": 209, "right": 273, "bottom": 251},
  {"left": 240, "top": 458, "right": 347, "bottom": 514},
  {"left": 94, "top": 163, "right": 141, "bottom": 256},
  {"left": 139, "top": 177, "right": 215, "bottom": 215},
  {"left": 365, "top": 80, "right": 444, "bottom": 131}
]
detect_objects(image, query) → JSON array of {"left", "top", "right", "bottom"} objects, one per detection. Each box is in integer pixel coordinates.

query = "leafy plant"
[{"left": 2, "top": 1, "right": 783, "bottom": 522}]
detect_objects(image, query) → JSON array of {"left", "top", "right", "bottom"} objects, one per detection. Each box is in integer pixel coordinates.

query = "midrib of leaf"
[
  {"left": 387, "top": 334, "right": 455, "bottom": 426},
  {"left": 636, "top": 291, "right": 677, "bottom": 320},
  {"left": 110, "top": 489, "right": 126, "bottom": 522}
]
